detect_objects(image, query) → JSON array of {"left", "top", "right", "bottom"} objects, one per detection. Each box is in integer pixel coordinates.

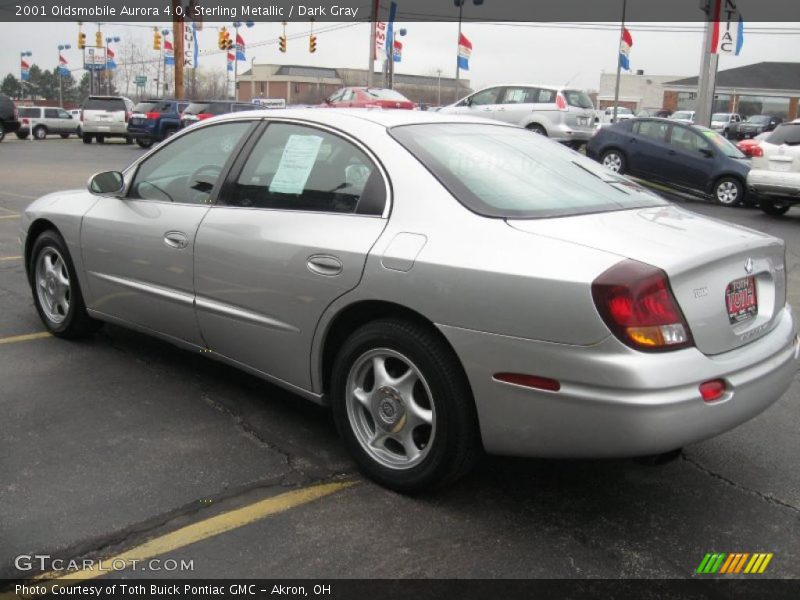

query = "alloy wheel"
[
  {"left": 35, "top": 247, "right": 71, "bottom": 324},
  {"left": 602, "top": 152, "right": 622, "bottom": 172},
  {"left": 345, "top": 348, "right": 436, "bottom": 470},
  {"left": 716, "top": 180, "right": 739, "bottom": 205}
]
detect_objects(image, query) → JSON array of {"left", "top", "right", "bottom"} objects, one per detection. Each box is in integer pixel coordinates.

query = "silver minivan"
[
  {"left": 82, "top": 95, "right": 135, "bottom": 144},
  {"left": 16, "top": 106, "right": 80, "bottom": 139},
  {"left": 439, "top": 84, "right": 596, "bottom": 146}
]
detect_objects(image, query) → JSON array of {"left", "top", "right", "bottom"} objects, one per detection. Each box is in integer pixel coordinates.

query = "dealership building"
[{"left": 236, "top": 63, "right": 470, "bottom": 107}]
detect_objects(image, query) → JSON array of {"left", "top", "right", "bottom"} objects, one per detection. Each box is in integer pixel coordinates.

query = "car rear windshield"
[
  {"left": 184, "top": 102, "right": 229, "bottom": 115},
  {"left": 133, "top": 101, "right": 172, "bottom": 113},
  {"left": 84, "top": 98, "right": 126, "bottom": 111},
  {"left": 711, "top": 113, "right": 731, "bottom": 121},
  {"left": 746, "top": 115, "right": 771, "bottom": 124},
  {"left": 766, "top": 123, "right": 800, "bottom": 146},
  {"left": 18, "top": 107, "right": 39, "bottom": 117},
  {"left": 563, "top": 90, "right": 593, "bottom": 109},
  {"left": 672, "top": 111, "right": 693, "bottom": 120},
  {"left": 390, "top": 123, "right": 667, "bottom": 219},
  {"left": 364, "top": 89, "right": 409, "bottom": 101}
]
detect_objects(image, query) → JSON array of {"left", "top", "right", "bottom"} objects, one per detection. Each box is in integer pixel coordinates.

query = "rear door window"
[
  {"left": 501, "top": 87, "right": 537, "bottom": 104},
  {"left": 537, "top": 88, "right": 556, "bottom": 103},
  {"left": 767, "top": 123, "right": 800, "bottom": 146},
  {"left": 633, "top": 120, "right": 668, "bottom": 142},
  {"left": 44, "top": 108, "right": 59, "bottom": 118}
]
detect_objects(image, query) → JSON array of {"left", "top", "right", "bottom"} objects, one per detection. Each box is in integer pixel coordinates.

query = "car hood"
[{"left": 507, "top": 205, "right": 786, "bottom": 355}]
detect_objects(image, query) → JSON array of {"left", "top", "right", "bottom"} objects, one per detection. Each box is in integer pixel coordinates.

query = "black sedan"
[
  {"left": 728, "top": 114, "right": 783, "bottom": 141},
  {"left": 587, "top": 118, "right": 752, "bottom": 207}
]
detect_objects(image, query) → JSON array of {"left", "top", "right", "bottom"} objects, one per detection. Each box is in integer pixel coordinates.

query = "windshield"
[
  {"left": 389, "top": 123, "right": 667, "bottom": 219},
  {"left": 698, "top": 128, "right": 746, "bottom": 158},
  {"left": 671, "top": 111, "right": 694, "bottom": 120},
  {"left": 711, "top": 113, "right": 731, "bottom": 122},
  {"left": 184, "top": 102, "right": 229, "bottom": 115},
  {"left": 746, "top": 115, "right": 771, "bottom": 124},
  {"left": 365, "top": 89, "right": 410, "bottom": 101},
  {"left": 563, "top": 90, "right": 594, "bottom": 109}
]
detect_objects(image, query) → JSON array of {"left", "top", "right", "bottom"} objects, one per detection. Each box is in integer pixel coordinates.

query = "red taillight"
[
  {"left": 750, "top": 144, "right": 763, "bottom": 157},
  {"left": 198, "top": 113, "right": 213, "bottom": 120},
  {"left": 494, "top": 373, "right": 561, "bottom": 392},
  {"left": 556, "top": 93, "right": 568, "bottom": 111},
  {"left": 125, "top": 111, "right": 132, "bottom": 122},
  {"left": 22, "top": 118, "right": 29, "bottom": 125},
  {"left": 592, "top": 259, "right": 693, "bottom": 352},
  {"left": 699, "top": 379, "right": 726, "bottom": 402},
  {"left": 145, "top": 111, "right": 160, "bottom": 120}
]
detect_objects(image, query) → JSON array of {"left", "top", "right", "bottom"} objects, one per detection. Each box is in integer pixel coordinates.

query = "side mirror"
[
  {"left": 463, "top": 96, "right": 473, "bottom": 107},
  {"left": 88, "top": 171, "right": 125, "bottom": 197},
  {"left": 324, "top": 97, "right": 333, "bottom": 105},
  {"left": 699, "top": 148, "right": 714, "bottom": 158}
]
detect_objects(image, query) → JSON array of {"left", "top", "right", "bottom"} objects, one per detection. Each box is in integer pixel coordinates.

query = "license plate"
[
  {"left": 578, "top": 117, "right": 589, "bottom": 126},
  {"left": 769, "top": 161, "right": 792, "bottom": 172},
  {"left": 726, "top": 276, "right": 757, "bottom": 323},
  {"left": 131, "top": 118, "right": 142, "bottom": 125}
]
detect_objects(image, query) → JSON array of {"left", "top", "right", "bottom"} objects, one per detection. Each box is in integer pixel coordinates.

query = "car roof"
[{"left": 210, "top": 107, "right": 513, "bottom": 130}]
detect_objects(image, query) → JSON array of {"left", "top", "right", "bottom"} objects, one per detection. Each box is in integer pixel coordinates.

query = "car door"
[
  {"left": 497, "top": 86, "right": 537, "bottom": 125},
  {"left": 43, "top": 108, "right": 61, "bottom": 133},
  {"left": 662, "top": 124, "right": 715, "bottom": 190},
  {"left": 194, "top": 120, "right": 389, "bottom": 390},
  {"left": 627, "top": 120, "right": 669, "bottom": 178},
  {"left": 80, "top": 120, "right": 255, "bottom": 345}
]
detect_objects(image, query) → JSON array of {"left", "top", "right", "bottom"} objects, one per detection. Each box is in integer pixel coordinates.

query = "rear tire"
[
  {"left": 82, "top": 133, "right": 92, "bottom": 144},
  {"left": 96, "top": 135, "right": 105, "bottom": 144},
  {"left": 713, "top": 176, "right": 744, "bottom": 207},
  {"left": 0, "top": 123, "right": 4, "bottom": 142},
  {"left": 29, "top": 229, "right": 103, "bottom": 339},
  {"left": 527, "top": 123, "right": 547, "bottom": 136},
  {"left": 59, "top": 133, "right": 70, "bottom": 139},
  {"left": 136, "top": 138, "right": 154, "bottom": 148},
  {"left": 17, "top": 132, "right": 27, "bottom": 140},
  {"left": 600, "top": 148, "right": 626, "bottom": 174},
  {"left": 331, "top": 319, "right": 481, "bottom": 492},
  {"left": 125, "top": 136, "right": 133, "bottom": 145},
  {"left": 33, "top": 125, "right": 47, "bottom": 140},
  {"left": 760, "top": 200, "right": 791, "bottom": 216}
]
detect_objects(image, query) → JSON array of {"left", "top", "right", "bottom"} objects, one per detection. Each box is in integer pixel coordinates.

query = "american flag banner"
[
  {"left": 619, "top": 27, "right": 633, "bottom": 70},
  {"left": 457, "top": 33, "right": 472, "bottom": 70},
  {"left": 58, "top": 54, "right": 70, "bottom": 76}
]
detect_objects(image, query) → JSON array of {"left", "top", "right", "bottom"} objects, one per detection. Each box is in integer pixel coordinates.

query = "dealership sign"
[{"left": 710, "top": 0, "right": 744, "bottom": 56}]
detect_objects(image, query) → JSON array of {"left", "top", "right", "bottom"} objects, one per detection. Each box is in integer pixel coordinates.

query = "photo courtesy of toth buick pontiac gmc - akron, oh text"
[{"left": 20, "top": 108, "right": 800, "bottom": 491}]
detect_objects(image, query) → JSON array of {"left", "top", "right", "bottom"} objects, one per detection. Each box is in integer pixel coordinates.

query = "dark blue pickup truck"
[{"left": 127, "top": 99, "right": 189, "bottom": 148}]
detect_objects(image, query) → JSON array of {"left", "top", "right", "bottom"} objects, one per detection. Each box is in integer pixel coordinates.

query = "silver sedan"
[{"left": 21, "top": 109, "right": 800, "bottom": 491}]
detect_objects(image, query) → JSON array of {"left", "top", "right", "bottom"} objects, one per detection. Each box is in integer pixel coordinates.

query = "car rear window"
[
  {"left": 766, "top": 123, "right": 800, "bottom": 146},
  {"left": 364, "top": 89, "right": 409, "bottom": 101},
  {"left": 184, "top": 102, "right": 229, "bottom": 116},
  {"left": 133, "top": 101, "right": 172, "bottom": 113},
  {"left": 84, "top": 98, "right": 126, "bottom": 111},
  {"left": 390, "top": 123, "right": 666, "bottom": 219},
  {"left": 745, "top": 115, "right": 771, "bottom": 124},
  {"left": 563, "top": 90, "right": 593, "bottom": 109},
  {"left": 19, "top": 107, "right": 39, "bottom": 118}
]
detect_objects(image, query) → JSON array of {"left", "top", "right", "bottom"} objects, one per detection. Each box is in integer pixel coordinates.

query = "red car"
[
  {"left": 322, "top": 87, "right": 415, "bottom": 110},
  {"left": 735, "top": 131, "right": 770, "bottom": 157}
]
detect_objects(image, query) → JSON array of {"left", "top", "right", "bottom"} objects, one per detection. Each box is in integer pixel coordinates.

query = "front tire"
[
  {"left": 33, "top": 125, "right": 47, "bottom": 140},
  {"left": 601, "top": 148, "right": 626, "bottom": 174},
  {"left": 136, "top": 138, "right": 154, "bottom": 148},
  {"left": 0, "top": 123, "right": 4, "bottom": 142},
  {"left": 527, "top": 124, "right": 547, "bottom": 136},
  {"left": 60, "top": 133, "right": 70, "bottom": 139},
  {"left": 125, "top": 136, "right": 133, "bottom": 145},
  {"left": 29, "top": 230, "right": 102, "bottom": 339},
  {"left": 82, "top": 133, "right": 92, "bottom": 144},
  {"left": 96, "top": 135, "right": 105, "bottom": 144},
  {"left": 331, "top": 319, "right": 481, "bottom": 492},
  {"left": 714, "top": 176, "right": 744, "bottom": 207},
  {"left": 760, "top": 200, "right": 791, "bottom": 216}
]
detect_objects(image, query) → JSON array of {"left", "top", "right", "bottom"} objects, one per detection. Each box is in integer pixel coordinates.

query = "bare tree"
[{"left": 193, "top": 68, "right": 229, "bottom": 100}]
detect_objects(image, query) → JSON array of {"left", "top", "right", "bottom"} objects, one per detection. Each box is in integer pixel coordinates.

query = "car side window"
[
  {"left": 58, "top": 109, "right": 70, "bottom": 119},
  {"left": 129, "top": 122, "right": 250, "bottom": 205},
  {"left": 45, "top": 108, "right": 59, "bottom": 119},
  {"left": 470, "top": 87, "right": 501, "bottom": 106},
  {"left": 669, "top": 126, "right": 710, "bottom": 153},
  {"left": 227, "top": 122, "right": 385, "bottom": 215},
  {"left": 537, "top": 88, "right": 556, "bottom": 103},
  {"left": 502, "top": 87, "right": 535, "bottom": 104},
  {"left": 341, "top": 89, "right": 354, "bottom": 102},
  {"left": 633, "top": 121, "right": 668, "bottom": 142}
]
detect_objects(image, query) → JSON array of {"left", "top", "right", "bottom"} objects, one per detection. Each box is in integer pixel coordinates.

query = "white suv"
[
  {"left": 81, "top": 95, "right": 134, "bottom": 144},
  {"left": 747, "top": 119, "right": 800, "bottom": 216},
  {"left": 439, "top": 84, "right": 596, "bottom": 147}
]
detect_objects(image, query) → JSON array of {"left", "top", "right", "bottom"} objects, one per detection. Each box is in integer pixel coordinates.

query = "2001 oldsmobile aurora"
[{"left": 21, "top": 110, "right": 799, "bottom": 491}]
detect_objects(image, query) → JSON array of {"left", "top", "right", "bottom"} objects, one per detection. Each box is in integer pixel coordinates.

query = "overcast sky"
[{"left": 4, "top": 20, "right": 798, "bottom": 97}]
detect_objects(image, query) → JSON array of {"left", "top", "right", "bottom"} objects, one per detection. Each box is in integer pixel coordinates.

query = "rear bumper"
[
  {"left": 438, "top": 306, "right": 798, "bottom": 458},
  {"left": 83, "top": 122, "right": 128, "bottom": 135},
  {"left": 748, "top": 169, "right": 800, "bottom": 199},
  {"left": 549, "top": 124, "right": 594, "bottom": 143},
  {"left": 3, "top": 121, "right": 21, "bottom": 134}
]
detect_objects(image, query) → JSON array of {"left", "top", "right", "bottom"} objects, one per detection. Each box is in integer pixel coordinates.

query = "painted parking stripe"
[
  {"left": 0, "top": 256, "right": 23, "bottom": 261},
  {"left": 0, "top": 214, "right": 21, "bottom": 220},
  {"left": 33, "top": 481, "right": 356, "bottom": 583},
  {"left": 0, "top": 204, "right": 21, "bottom": 214},
  {"left": 0, "top": 190, "right": 35, "bottom": 200},
  {"left": 0, "top": 332, "right": 52, "bottom": 345}
]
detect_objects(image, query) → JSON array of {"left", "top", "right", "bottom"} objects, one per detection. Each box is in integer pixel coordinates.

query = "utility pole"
[
  {"left": 454, "top": 1, "right": 463, "bottom": 102},
  {"left": 367, "top": 0, "right": 379, "bottom": 87},
  {"left": 173, "top": 0, "right": 184, "bottom": 100},
  {"left": 612, "top": 0, "right": 627, "bottom": 123},
  {"left": 695, "top": 0, "right": 718, "bottom": 127}
]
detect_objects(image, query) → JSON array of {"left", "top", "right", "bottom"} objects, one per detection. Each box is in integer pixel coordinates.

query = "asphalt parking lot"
[{"left": 0, "top": 136, "right": 798, "bottom": 582}]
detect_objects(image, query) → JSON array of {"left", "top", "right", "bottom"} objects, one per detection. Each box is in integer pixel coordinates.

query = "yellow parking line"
[
  {"left": 0, "top": 204, "right": 21, "bottom": 214},
  {"left": 0, "top": 332, "right": 52, "bottom": 345},
  {"left": 0, "top": 256, "right": 23, "bottom": 261},
  {"left": 0, "top": 190, "right": 35, "bottom": 200},
  {"left": 0, "top": 214, "right": 21, "bottom": 220},
  {"left": 33, "top": 480, "right": 356, "bottom": 583}
]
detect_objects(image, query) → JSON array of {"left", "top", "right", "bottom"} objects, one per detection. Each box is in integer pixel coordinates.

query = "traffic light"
[
  {"left": 78, "top": 31, "right": 86, "bottom": 50},
  {"left": 279, "top": 35, "right": 287, "bottom": 53},
  {"left": 309, "top": 35, "right": 317, "bottom": 53},
  {"left": 95, "top": 31, "right": 102, "bottom": 47},
  {"left": 153, "top": 29, "right": 162, "bottom": 51},
  {"left": 218, "top": 27, "right": 233, "bottom": 50}
]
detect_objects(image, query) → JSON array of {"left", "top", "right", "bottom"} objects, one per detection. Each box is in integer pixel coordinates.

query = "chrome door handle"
[
  {"left": 163, "top": 231, "right": 189, "bottom": 249},
  {"left": 307, "top": 255, "right": 343, "bottom": 276}
]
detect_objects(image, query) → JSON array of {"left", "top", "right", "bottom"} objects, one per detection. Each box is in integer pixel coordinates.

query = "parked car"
[
  {"left": 180, "top": 100, "right": 259, "bottom": 128},
  {"left": 587, "top": 118, "right": 751, "bottom": 206},
  {"left": 728, "top": 114, "right": 783, "bottom": 141},
  {"left": 20, "top": 109, "right": 799, "bottom": 491},
  {"left": 439, "top": 84, "right": 596, "bottom": 147},
  {"left": 636, "top": 107, "right": 672, "bottom": 118},
  {"left": 597, "top": 106, "right": 635, "bottom": 124},
  {"left": 669, "top": 110, "right": 696, "bottom": 124},
  {"left": 0, "top": 93, "right": 20, "bottom": 142},
  {"left": 69, "top": 109, "right": 83, "bottom": 136},
  {"left": 736, "top": 131, "right": 770, "bottom": 157},
  {"left": 127, "top": 99, "right": 190, "bottom": 148},
  {"left": 710, "top": 112, "right": 742, "bottom": 137},
  {"left": 747, "top": 119, "right": 800, "bottom": 216},
  {"left": 81, "top": 95, "right": 135, "bottom": 144},
  {"left": 16, "top": 106, "right": 80, "bottom": 139},
  {"left": 322, "top": 87, "right": 416, "bottom": 110}
]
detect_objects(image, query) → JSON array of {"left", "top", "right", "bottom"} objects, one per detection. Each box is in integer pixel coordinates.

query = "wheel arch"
[
  {"left": 524, "top": 121, "right": 548, "bottom": 135},
  {"left": 24, "top": 218, "right": 59, "bottom": 283},
  {"left": 317, "top": 299, "right": 472, "bottom": 401},
  {"left": 708, "top": 172, "right": 746, "bottom": 195}
]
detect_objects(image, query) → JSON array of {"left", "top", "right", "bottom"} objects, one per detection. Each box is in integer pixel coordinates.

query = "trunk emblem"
[{"left": 744, "top": 258, "right": 754, "bottom": 274}]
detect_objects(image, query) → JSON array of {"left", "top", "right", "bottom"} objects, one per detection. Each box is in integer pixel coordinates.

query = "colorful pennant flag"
[
  {"left": 392, "top": 40, "right": 403, "bottom": 63},
  {"left": 619, "top": 27, "right": 633, "bottom": 70},
  {"left": 20, "top": 58, "right": 30, "bottom": 81},
  {"left": 106, "top": 46, "right": 117, "bottom": 70},
  {"left": 164, "top": 39, "right": 174, "bottom": 66},
  {"left": 457, "top": 33, "right": 472, "bottom": 70},
  {"left": 227, "top": 52, "right": 235, "bottom": 71},
  {"left": 236, "top": 33, "right": 246, "bottom": 61},
  {"left": 710, "top": 0, "right": 744, "bottom": 55},
  {"left": 58, "top": 54, "right": 70, "bottom": 76}
]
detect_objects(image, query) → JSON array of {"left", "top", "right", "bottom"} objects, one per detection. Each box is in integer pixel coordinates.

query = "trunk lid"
[{"left": 508, "top": 205, "right": 787, "bottom": 355}]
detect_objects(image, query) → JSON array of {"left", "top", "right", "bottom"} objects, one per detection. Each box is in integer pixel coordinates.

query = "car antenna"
[{"left": 563, "top": 72, "right": 580, "bottom": 87}]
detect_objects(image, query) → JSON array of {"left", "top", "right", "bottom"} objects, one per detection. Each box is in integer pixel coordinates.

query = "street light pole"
[
  {"left": 612, "top": 0, "right": 627, "bottom": 124},
  {"left": 57, "top": 44, "right": 71, "bottom": 107},
  {"left": 453, "top": 0, "right": 483, "bottom": 103}
]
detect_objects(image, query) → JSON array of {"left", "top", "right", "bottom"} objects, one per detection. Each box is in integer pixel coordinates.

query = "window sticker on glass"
[{"left": 268, "top": 134, "right": 324, "bottom": 195}]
